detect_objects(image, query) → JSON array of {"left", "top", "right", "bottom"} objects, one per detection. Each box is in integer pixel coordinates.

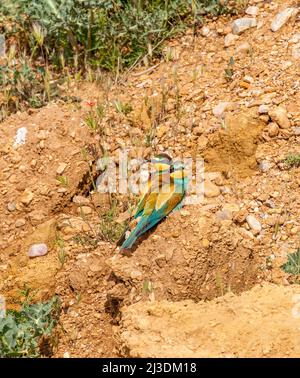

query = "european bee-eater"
[{"left": 121, "top": 158, "right": 188, "bottom": 250}]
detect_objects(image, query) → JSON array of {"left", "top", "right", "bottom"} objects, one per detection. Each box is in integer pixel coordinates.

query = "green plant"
[
  {"left": 0, "top": 1, "right": 231, "bottom": 73},
  {"left": 85, "top": 111, "right": 99, "bottom": 132},
  {"left": 73, "top": 234, "right": 98, "bottom": 248},
  {"left": 55, "top": 234, "right": 67, "bottom": 267},
  {"left": 98, "top": 198, "right": 128, "bottom": 243},
  {"left": 285, "top": 153, "right": 300, "bottom": 168},
  {"left": 0, "top": 296, "right": 60, "bottom": 357},
  {"left": 85, "top": 101, "right": 106, "bottom": 133},
  {"left": 0, "top": 53, "right": 57, "bottom": 121},
  {"left": 281, "top": 249, "right": 300, "bottom": 276},
  {"left": 142, "top": 279, "right": 153, "bottom": 294},
  {"left": 0, "top": 1, "right": 235, "bottom": 120},
  {"left": 114, "top": 99, "right": 132, "bottom": 115},
  {"left": 56, "top": 175, "right": 69, "bottom": 186}
]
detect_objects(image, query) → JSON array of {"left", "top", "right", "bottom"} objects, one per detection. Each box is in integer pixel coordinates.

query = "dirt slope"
[
  {"left": 118, "top": 284, "right": 300, "bottom": 358},
  {"left": 0, "top": 0, "right": 300, "bottom": 357}
]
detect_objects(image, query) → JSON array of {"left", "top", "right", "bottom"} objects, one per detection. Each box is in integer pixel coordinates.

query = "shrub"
[
  {"left": 0, "top": 296, "right": 60, "bottom": 357},
  {"left": 281, "top": 249, "right": 300, "bottom": 276},
  {"left": 285, "top": 153, "right": 300, "bottom": 168},
  {"left": 0, "top": 0, "right": 231, "bottom": 72}
]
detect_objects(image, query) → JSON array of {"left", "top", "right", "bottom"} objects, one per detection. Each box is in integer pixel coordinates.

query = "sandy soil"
[{"left": 0, "top": 0, "right": 300, "bottom": 357}]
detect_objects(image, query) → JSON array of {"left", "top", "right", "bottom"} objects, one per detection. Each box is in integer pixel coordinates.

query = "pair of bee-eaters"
[{"left": 121, "top": 153, "right": 188, "bottom": 251}]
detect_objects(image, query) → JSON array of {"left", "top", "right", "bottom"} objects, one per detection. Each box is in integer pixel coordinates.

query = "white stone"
[
  {"left": 259, "top": 160, "right": 271, "bottom": 173},
  {"left": 271, "top": 8, "right": 297, "bottom": 32},
  {"left": 28, "top": 243, "right": 48, "bottom": 258},
  {"left": 246, "top": 6, "right": 259, "bottom": 16},
  {"left": 13, "top": 127, "right": 27, "bottom": 148},
  {"left": 246, "top": 215, "right": 262, "bottom": 235},
  {"left": 232, "top": 18, "right": 257, "bottom": 35},
  {"left": 201, "top": 26, "right": 210, "bottom": 37},
  {"left": 213, "top": 102, "right": 232, "bottom": 117},
  {"left": 258, "top": 105, "right": 269, "bottom": 114},
  {"left": 56, "top": 162, "right": 68, "bottom": 175}
]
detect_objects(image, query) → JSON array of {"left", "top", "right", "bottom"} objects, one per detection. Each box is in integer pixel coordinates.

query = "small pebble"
[{"left": 28, "top": 243, "right": 48, "bottom": 258}]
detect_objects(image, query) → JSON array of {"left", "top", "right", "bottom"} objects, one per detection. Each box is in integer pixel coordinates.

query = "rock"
[
  {"left": 258, "top": 105, "right": 269, "bottom": 114},
  {"left": 77, "top": 206, "right": 92, "bottom": 216},
  {"left": 20, "top": 189, "right": 34, "bottom": 205},
  {"left": 180, "top": 209, "right": 190, "bottom": 217},
  {"left": 216, "top": 209, "right": 232, "bottom": 221},
  {"left": 269, "top": 107, "right": 290, "bottom": 129},
  {"left": 37, "top": 130, "right": 47, "bottom": 140},
  {"left": 201, "top": 26, "right": 210, "bottom": 37},
  {"left": 239, "top": 227, "right": 254, "bottom": 240},
  {"left": 245, "top": 6, "right": 259, "bottom": 16},
  {"left": 271, "top": 8, "right": 297, "bottom": 32},
  {"left": 259, "top": 160, "right": 271, "bottom": 173},
  {"left": 192, "top": 126, "right": 202, "bottom": 136},
  {"left": 236, "top": 42, "right": 251, "bottom": 53},
  {"left": 130, "top": 270, "right": 143, "bottom": 280},
  {"left": 224, "top": 33, "right": 239, "bottom": 47},
  {"left": 15, "top": 218, "right": 26, "bottom": 228},
  {"left": 11, "top": 154, "right": 22, "bottom": 164},
  {"left": 243, "top": 75, "right": 254, "bottom": 84},
  {"left": 268, "top": 122, "right": 279, "bottom": 137},
  {"left": 7, "top": 202, "right": 16, "bottom": 212},
  {"left": 223, "top": 203, "right": 240, "bottom": 213},
  {"left": 246, "top": 215, "right": 262, "bottom": 235},
  {"left": 265, "top": 200, "right": 275, "bottom": 209},
  {"left": 281, "top": 61, "right": 293, "bottom": 70},
  {"left": 28, "top": 210, "right": 46, "bottom": 223},
  {"left": 197, "top": 135, "right": 208, "bottom": 150},
  {"left": 204, "top": 180, "right": 221, "bottom": 198},
  {"left": 289, "top": 33, "right": 300, "bottom": 43},
  {"left": 56, "top": 162, "right": 68, "bottom": 175},
  {"left": 293, "top": 127, "right": 300, "bottom": 136},
  {"left": 213, "top": 102, "right": 233, "bottom": 117},
  {"left": 28, "top": 243, "right": 48, "bottom": 258},
  {"left": 292, "top": 43, "right": 300, "bottom": 59},
  {"left": 234, "top": 210, "right": 247, "bottom": 224},
  {"left": 13, "top": 127, "right": 27, "bottom": 148},
  {"left": 58, "top": 216, "right": 90, "bottom": 238},
  {"left": 232, "top": 18, "right": 257, "bottom": 35},
  {"left": 72, "top": 195, "right": 90, "bottom": 205}
]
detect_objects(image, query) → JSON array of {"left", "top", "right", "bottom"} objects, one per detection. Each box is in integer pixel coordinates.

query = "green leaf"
[
  {"left": 281, "top": 249, "right": 300, "bottom": 275},
  {"left": 0, "top": 296, "right": 60, "bottom": 357}
]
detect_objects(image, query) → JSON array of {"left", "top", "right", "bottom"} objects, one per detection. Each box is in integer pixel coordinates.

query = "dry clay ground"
[{"left": 1, "top": 0, "right": 300, "bottom": 357}]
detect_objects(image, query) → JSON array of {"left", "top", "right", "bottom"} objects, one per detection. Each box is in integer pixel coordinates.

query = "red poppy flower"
[{"left": 86, "top": 100, "right": 96, "bottom": 107}]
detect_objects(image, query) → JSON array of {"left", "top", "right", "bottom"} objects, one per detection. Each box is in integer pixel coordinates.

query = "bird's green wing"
[
  {"left": 133, "top": 178, "right": 185, "bottom": 238},
  {"left": 134, "top": 170, "right": 172, "bottom": 218}
]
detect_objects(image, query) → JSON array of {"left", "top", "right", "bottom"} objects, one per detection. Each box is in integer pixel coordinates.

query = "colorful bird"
[{"left": 121, "top": 156, "right": 188, "bottom": 250}]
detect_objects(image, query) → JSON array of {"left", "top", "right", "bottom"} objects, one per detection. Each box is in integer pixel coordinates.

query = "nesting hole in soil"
[{"left": 105, "top": 296, "right": 123, "bottom": 324}]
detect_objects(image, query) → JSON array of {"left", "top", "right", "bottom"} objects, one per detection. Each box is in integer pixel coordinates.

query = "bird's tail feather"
[{"left": 120, "top": 217, "right": 148, "bottom": 250}]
